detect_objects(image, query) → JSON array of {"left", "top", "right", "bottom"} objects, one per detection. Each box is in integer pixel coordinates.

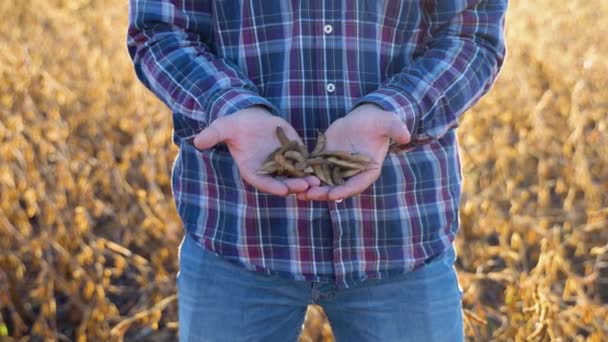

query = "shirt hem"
[{"left": 181, "top": 221, "right": 457, "bottom": 289}]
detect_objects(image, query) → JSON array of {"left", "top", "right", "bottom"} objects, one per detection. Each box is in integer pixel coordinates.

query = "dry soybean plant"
[{"left": 0, "top": 0, "right": 607, "bottom": 341}]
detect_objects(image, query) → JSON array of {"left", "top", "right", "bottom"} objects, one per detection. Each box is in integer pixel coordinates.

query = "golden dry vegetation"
[{"left": 0, "top": 0, "right": 607, "bottom": 341}]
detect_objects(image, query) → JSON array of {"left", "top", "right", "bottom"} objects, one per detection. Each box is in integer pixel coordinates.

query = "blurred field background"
[{"left": 0, "top": 0, "right": 607, "bottom": 341}]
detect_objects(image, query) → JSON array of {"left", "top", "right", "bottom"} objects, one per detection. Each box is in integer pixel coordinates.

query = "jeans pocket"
[
  {"left": 410, "top": 245, "right": 463, "bottom": 303},
  {"left": 177, "top": 234, "right": 213, "bottom": 285}
]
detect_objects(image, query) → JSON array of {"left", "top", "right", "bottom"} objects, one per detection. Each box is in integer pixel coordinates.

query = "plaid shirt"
[{"left": 128, "top": 0, "right": 506, "bottom": 288}]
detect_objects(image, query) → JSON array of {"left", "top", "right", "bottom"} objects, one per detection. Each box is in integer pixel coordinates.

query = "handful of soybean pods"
[{"left": 257, "top": 127, "right": 376, "bottom": 186}]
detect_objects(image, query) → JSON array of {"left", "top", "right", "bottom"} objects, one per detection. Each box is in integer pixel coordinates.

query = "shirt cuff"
[{"left": 206, "top": 87, "right": 281, "bottom": 123}]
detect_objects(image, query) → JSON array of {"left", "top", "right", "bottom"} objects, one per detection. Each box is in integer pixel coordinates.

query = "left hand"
[{"left": 296, "top": 103, "right": 411, "bottom": 201}]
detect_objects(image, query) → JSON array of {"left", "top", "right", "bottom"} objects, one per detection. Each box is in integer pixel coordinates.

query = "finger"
[
  {"left": 296, "top": 186, "right": 331, "bottom": 201},
  {"left": 193, "top": 124, "right": 224, "bottom": 150},
  {"left": 303, "top": 175, "right": 321, "bottom": 187},
  {"left": 241, "top": 172, "right": 289, "bottom": 196},
  {"left": 283, "top": 178, "right": 309, "bottom": 193},
  {"left": 327, "top": 170, "right": 379, "bottom": 200},
  {"left": 384, "top": 118, "right": 411, "bottom": 145}
]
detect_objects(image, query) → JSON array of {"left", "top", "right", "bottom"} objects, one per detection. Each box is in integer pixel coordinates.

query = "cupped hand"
[
  {"left": 193, "top": 106, "right": 320, "bottom": 196},
  {"left": 296, "top": 103, "right": 411, "bottom": 201}
]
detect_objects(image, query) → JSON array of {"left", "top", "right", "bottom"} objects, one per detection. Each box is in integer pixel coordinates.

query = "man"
[{"left": 128, "top": 1, "right": 506, "bottom": 341}]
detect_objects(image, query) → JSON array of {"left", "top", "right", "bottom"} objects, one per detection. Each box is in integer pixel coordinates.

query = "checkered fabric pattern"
[{"left": 127, "top": 0, "right": 506, "bottom": 288}]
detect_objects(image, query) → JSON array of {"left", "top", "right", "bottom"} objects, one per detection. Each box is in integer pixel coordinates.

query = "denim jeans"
[{"left": 177, "top": 233, "right": 464, "bottom": 342}]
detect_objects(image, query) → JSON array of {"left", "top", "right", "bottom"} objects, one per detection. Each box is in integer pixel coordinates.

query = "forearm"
[
  {"left": 353, "top": 0, "right": 507, "bottom": 150},
  {"left": 127, "top": 0, "right": 278, "bottom": 127}
]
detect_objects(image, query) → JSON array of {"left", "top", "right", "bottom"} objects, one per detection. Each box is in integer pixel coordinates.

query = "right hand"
[{"left": 193, "top": 106, "right": 320, "bottom": 196}]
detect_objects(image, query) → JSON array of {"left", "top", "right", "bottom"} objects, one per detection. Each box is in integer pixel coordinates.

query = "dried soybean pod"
[
  {"left": 274, "top": 152, "right": 288, "bottom": 170},
  {"left": 293, "top": 170, "right": 308, "bottom": 177},
  {"left": 276, "top": 126, "right": 291, "bottom": 146},
  {"left": 311, "top": 130, "right": 326, "bottom": 155},
  {"left": 258, "top": 160, "right": 278, "bottom": 174},
  {"left": 312, "top": 165, "right": 324, "bottom": 182},
  {"left": 294, "top": 162, "right": 309, "bottom": 171},
  {"left": 327, "top": 157, "right": 366, "bottom": 170},
  {"left": 321, "top": 164, "right": 334, "bottom": 186},
  {"left": 273, "top": 141, "right": 299, "bottom": 165},
  {"left": 332, "top": 166, "right": 345, "bottom": 185},
  {"left": 316, "top": 150, "right": 352, "bottom": 159},
  {"left": 313, "top": 165, "right": 331, "bottom": 185},
  {"left": 341, "top": 167, "right": 364, "bottom": 178},
  {"left": 264, "top": 146, "right": 282, "bottom": 162},
  {"left": 307, "top": 157, "right": 329, "bottom": 166},
  {"left": 283, "top": 162, "right": 307, "bottom": 177},
  {"left": 284, "top": 151, "right": 306, "bottom": 163},
  {"left": 296, "top": 143, "right": 309, "bottom": 159},
  {"left": 304, "top": 166, "right": 314, "bottom": 174},
  {"left": 279, "top": 140, "right": 300, "bottom": 154},
  {"left": 348, "top": 153, "right": 375, "bottom": 164}
]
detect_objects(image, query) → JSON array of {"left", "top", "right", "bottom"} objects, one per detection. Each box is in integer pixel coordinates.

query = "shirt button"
[
  {"left": 326, "top": 83, "right": 336, "bottom": 93},
  {"left": 323, "top": 24, "right": 333, "bottom": 34}
]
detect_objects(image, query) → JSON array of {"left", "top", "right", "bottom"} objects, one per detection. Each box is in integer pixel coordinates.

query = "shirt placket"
[
  {"left": 317, "top": 1, "right": 351, "bottom": 288},
  {"left": 320, "top": 1, "right": 338, "bottom": 106}
]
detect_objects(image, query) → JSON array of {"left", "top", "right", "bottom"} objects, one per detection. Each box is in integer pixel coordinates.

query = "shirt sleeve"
[
  {"left": 352, "top": 0, "right": 507, "bottom": 151},
  {"left": 126, "top": 0, "right": 280, "bottom": 129}
]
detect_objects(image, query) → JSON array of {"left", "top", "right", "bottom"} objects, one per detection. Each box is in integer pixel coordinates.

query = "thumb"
[
  {"left": 385, "top": 117, "right": 411, "bottom": 145},
  {"left": 193, "top": 123, "right": 224, "bottom": 150}
]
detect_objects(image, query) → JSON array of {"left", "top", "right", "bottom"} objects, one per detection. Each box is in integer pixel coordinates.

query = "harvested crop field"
[{"left": 0, "top": 1, "right": 606, "bottom": 341}]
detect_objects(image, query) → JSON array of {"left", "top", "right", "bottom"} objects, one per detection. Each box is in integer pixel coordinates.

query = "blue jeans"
[{"left": 177, "top": 233, "right": 464, "bottom": 342}]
